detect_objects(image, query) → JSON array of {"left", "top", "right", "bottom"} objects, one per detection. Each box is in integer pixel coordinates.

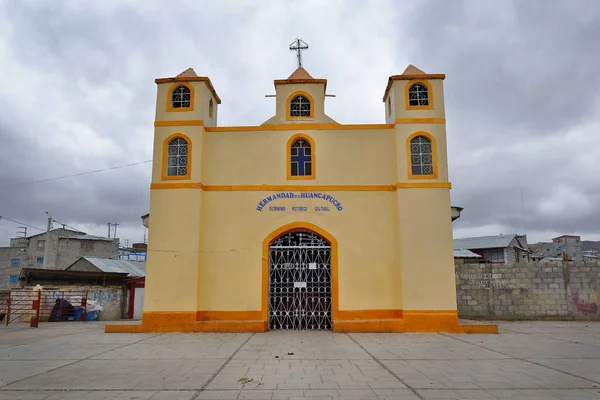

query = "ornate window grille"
[
  {"left": 410, "top": 136, "right": 434, "bottom": 175},
  {"left": 171, "top": 85, "right": 191, "bottom": 108},
  {"left": 408, "top": 83, "right": 429, "bottom": 106},
  {"left": 166, "top": 137, "right": 188, "bottom": 176},
  {"left": 268, "top": 231, "right": 332, "bottom": 331},
  {"left": 290, "top": 139, "right": 312, "bottom": 176},
  {"left": 290, "top": 95, "right": 311, "bottom": 117}
]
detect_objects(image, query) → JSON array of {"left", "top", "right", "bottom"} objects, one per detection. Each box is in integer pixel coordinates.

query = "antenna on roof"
[
  {"left": 521, "top": 187, "right": 527, "bottom": 236},
  {"left": 17, "top": 227, "right": 27, "bottom": 238}
]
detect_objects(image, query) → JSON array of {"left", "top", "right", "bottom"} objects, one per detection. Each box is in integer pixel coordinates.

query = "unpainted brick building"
[{"left": 0, "top": 228, "right": 119, "bottom": 290}]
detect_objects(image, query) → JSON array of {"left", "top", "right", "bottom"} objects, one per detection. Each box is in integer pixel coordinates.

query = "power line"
[
  {"left": 0, "top": 160, "right": 152, "bottom": 189},
  {"left": 0, "top": 216, "right": 45, "bottom": 232}
]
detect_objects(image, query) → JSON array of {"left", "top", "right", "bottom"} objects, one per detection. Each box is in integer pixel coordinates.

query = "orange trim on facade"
[
  {"left": 105, "top": 311, "right": 267, "bottom": 333},
  {"left": 334, "top": 310, "right": 498, "bottom": 333},
  {"left": 405, "top": 79, "right": 434, "bottom": 110},
  {"left": 274, "top": 78, "right": 328, "bottom": 93},
  {"left": 406, "top": 131, "right": 439, "bottom": 180},
  {"left": 165, "top": 82, "right": 195, "bottom": 113},
  {"left": 154, "top": 120, "right": 204, "bottom": 127},
  {"left": 151, "top": 182, "right": 200, "bottom": 190},
  {"left": 105, "top": 309, "right": 497, "bottom": 334},
  {"left": 161, "top": 133, "right": 192, "bottom": 181},
  {"left": 262, "top": 222, "right": 339, "bottom": 322},
  {"left": 286, "top": 133, "right": 316, "bottom": 180},
  {"left": 383, "top": 73, "right": 445, "bottom": 101},
  {"left": 197, "top": 311, "right": 262, "bottom": 321},
  {"left": 156, "top": 76, "right": 222, "bottom": 104},
  {"left": 395, "top": 118, "right": 445, "bottom": 124},
  {"left": 338, "top": 309, "right": 403, "bottom": 320},
  {"left": 204, "top": 123, "right": 394, "bottom": 132},
  {"left": 149, "top": 182, "right": 451, "bottom": 190},
  {"left": 397, "top": 182, "right": 451, "bottom": 189},
  {"left": 286, "top": 91, "right": 315, "bottom": 120}
]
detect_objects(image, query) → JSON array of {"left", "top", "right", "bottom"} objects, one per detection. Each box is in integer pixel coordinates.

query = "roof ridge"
[
  {"left": 401, "top": 64, "right": 427, "bottom": 75},
  {"left": 287, "top": 67, "right": 315, "bottom": 80},
  {"left": 176, "top": 67, "right": 198, "bottom": 78}
]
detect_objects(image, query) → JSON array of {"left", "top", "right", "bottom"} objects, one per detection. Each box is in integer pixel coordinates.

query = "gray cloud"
[{"left": 0, "top": 0, "right": 599, "bottom": 247}]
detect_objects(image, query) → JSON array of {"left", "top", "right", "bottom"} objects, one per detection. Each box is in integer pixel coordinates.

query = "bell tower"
[{"left": 262, "top": 39, "right": 337, "bottom": 125}]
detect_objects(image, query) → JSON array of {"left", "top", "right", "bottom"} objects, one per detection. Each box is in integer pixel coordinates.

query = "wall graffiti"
[
  {"left": 570, "top": 291, "right": 598, "bottom": 315},
  {"left": 91, "top": 291, "right": 121, "bottom": 303},
  {"left": 455, "top": 273, "right": 510, "bottom": 290}
]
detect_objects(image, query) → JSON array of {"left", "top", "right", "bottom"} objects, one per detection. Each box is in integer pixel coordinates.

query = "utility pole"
[
  {"left": 107, "top": 223, "right": 111, "bottom": 238},
  {"left": 42, "top": 213, "right": 52, "bottom": 269},
  {"left": 113, "top": 223, "right": 119, "bottom": 239}
]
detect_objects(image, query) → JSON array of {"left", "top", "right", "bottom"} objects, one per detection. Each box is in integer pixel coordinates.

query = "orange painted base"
[
  {"left": 105, "top": 310, "right": 498, "bottom": 334},
  {"left": 334, "top": 311, "right": 498, "bottom": 334},
  {"left": 105, "top": 311, "right": 267, "bottom": 333}
]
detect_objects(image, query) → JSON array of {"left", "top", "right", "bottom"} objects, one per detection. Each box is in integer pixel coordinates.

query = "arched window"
[
  {"left": 409, "top": 135, "right": 434, "bottom": 176},
  {"left": 408, "top": 83, "right": 429, "bottom": 107},
  {"left": 209, "top": 98, "right": 214, "bottom": 119},
  {"left": 290, "top": 95, "right": 311, "bottom": 117},
  {"left": 290, "top": 138, "right": 312, "bottom": 177},
  {"left": 166, "top": 137, "right": 189, "bottom": 177},
  {"left": 171, "top": 85, "right": 191, "bottom": 108}
]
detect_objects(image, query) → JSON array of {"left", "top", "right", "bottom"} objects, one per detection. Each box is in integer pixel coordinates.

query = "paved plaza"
[{"left": 1, "top": 321, "right": 600, "bottom": 399}]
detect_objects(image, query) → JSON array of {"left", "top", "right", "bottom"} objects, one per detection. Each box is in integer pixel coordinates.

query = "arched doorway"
[{"left": 268, "top": 230, "right": 332, "bottom": 330}]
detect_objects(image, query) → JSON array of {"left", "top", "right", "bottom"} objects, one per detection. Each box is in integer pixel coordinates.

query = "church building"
[{"left": 108, "top": 44, "right": 496, "bottom": 334}]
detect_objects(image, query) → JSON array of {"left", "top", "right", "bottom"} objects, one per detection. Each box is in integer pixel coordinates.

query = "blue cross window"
[
  {"left": 291, "top": 139, "right": 312, "bottom": 176},
  {"left": 410, "top": 136, "right": 434, "bottom": 175}
]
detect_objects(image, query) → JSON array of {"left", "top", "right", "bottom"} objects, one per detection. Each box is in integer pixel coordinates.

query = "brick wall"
[
  {"left": 0, "top": 231, "right": 119, "bottom": 290},
  {"left": 455, "top": 260, "right": 600, "bottom": 319}
]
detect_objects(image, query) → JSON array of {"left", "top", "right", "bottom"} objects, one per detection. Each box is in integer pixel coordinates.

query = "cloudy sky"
[{"left": 0, "top": 0, "right": 599, "bottom": 246}]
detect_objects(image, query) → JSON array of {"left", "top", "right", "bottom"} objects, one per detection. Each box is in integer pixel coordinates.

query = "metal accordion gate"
[{"left": 268, "top": 231, "right": 332, "bottom": 331}]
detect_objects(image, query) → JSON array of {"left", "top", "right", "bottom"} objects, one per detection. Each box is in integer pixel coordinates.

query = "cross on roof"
[{"left": 289, "top": 38, "right": 309, "bottom": 68}]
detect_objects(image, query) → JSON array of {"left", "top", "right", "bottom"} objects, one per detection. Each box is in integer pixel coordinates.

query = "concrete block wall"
[{"left": 455, "top": 260, "right": 600, "bottom": 319}]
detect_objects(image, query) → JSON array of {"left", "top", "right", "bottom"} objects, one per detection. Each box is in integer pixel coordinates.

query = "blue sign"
[{"left": 256, "top": 192, "right": 343, "bottom": 212}]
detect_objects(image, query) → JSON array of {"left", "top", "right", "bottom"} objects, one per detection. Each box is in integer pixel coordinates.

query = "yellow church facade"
[{"left": 107, "top": 63, "right": 496, "bottom": 334}]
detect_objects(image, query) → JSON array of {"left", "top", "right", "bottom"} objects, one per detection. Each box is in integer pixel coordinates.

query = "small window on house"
[
  {"left": 290, "top": 95, "right": 311, "bottom": 117},
  {"left": 11, "top": 258, "right": 20, "bottom": 265},
  {"left": 290, "top": 139, "right": 312, "bottom": 177},
  {"left": 486, "top": 250, "right": 504, "bottom": 263},
  {"left": 166, "top": 137, "right": 189, "bottom": 177},
  {"left": 408, "top": 83, "right": 429, "bottom": 106},
  {"left": 37, "top": 240, "right": 45, "bottom": 249},
  {"left": 80, "top": 241, "right": 94, "bottom": 250},
  {"left": 409, "top": 136, "right": 434, "bottom": 176},
  {"left": 387, "top": 97, "right": 391, "bottom": 116},
  {"left": 37, "top": 257, "right": 44, "bottom": 264},
  {"left": 9, "top": 275, "right": 18, "bottom": 283},
  {"left": 209, "top": 98, "right": 214, "bottom": 119},
  {"left": 171, "top": 85, "right": 191, "bottom": 108}
]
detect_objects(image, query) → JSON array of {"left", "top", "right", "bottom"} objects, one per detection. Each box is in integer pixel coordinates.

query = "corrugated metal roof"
[
  {"left": 81, "top": 257, "right": 146, "bottom": 277},
  {"left": 453, "top": 249, "right": 482, "bottom": 258},
  {"left": 58, "top": 234, "right": 114, "bottom": 242},
  {"left": 454, "top": 234, "right": 516, "bottom": 250}
]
